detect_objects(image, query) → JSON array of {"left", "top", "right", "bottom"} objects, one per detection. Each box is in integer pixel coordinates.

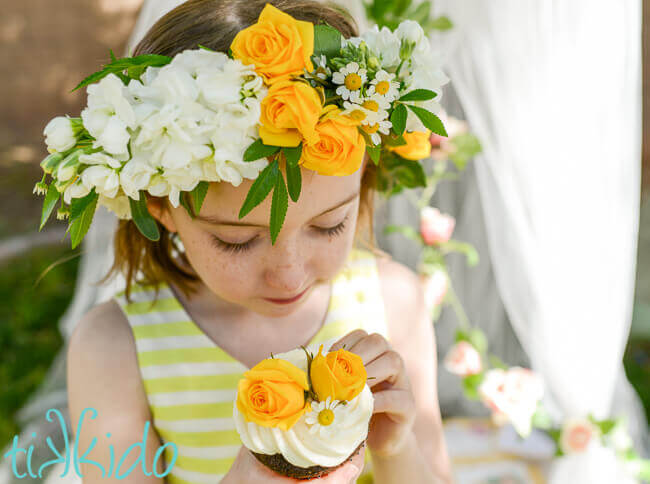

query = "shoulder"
[
  {"left": 67, "top": 298, "right": 152, "bottom": 425},
  {"left": 374, "top": 254, "right": 429, "bottom": 343}
]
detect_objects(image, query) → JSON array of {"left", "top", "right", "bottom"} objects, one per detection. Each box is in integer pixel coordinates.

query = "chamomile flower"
[
  {"left": 342, "top": 101, "right": 386, "bottom": 127},
  {"left": 368, "top": 70, "right": 400, "bottom": 102},
  {"left": 312, "top": 55, "right": 331, "bottom": 81},
  {"left": 332, "top": 62, "right": 367, "bottom": 103},
  {"left": 360, "top": 94, "right": 391, "bottom": 113},
  {"left": 304, "top": 396, "right": 343, "bottom": 437},
  {"left": 361, "top": 119, "right": 392, "bottom": 145}
]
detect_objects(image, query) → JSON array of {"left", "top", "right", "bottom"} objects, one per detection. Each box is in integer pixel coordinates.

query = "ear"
[{"left": 146, "top": 196, "right": 178, "bottom": 233}]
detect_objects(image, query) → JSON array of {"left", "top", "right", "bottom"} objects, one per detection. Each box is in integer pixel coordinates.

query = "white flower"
[
  {"left": 63, "top": 178, "right": 91, "bottom": 205},
  {"left": 443, "top": 341, "right": 482, "bottom": 377},
  {"left": 78, "top": 152, "right": 123, "bottom": 169},
  {"left": 368, "top": 70, "right": 400, "bottom": 102},
  {"left": 560, "top": 418, "right": 599, "bottom": 455},
  {"left": 332, "top": 62, "right": 367, "bottom": 103},
  {"left": 99, "top": 193, "right": 131, "bottom": 219},
  {"left": 43, "top": 116, "right": 77, "bottom": 153},
  {"left": 312, "top": 55, "right": 331, "bottom": 80},
  {"left": 395, "top": 20, "right": 426, "bottom": 47},
  {"left": 80, "top": 165, "right": 120, "bottom": 199},
  {"left": 171, "top": 49, "right": 228, "bottom": 78},
  {"left": 304, "top": 397, "right": 343, "bottom": 438},
  {"left": 479, "top": 367, "right": 544, "bottom": 438},
  {"left": 119, "top": 158, "right": 157, "bottom": 200},
  {"left": 361, "top": 118, "right": 392, "bottom": 145},
  {"left": 146, "top": 173, "right": 171, "bottom": 198},
  {"left": 359, "top": 26, "right": 401, "bottom": 69},
  {"left": 605, "top": 420, "right": 633, "bottom": 452},
  {"left": 164, "top": 161, "right": 203, "bottom": 207},
  {"left": 81, "top": 73, "right": 136, "bottom": 159}
]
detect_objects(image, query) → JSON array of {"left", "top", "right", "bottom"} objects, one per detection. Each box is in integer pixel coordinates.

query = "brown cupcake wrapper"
[{"left": 251, "top": 439, "right": 366, "bottom": 480}]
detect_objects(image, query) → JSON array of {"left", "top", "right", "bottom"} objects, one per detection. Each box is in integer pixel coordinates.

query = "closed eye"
[{"left": 313, "top": 215, "right": 349, "bottom": 237}]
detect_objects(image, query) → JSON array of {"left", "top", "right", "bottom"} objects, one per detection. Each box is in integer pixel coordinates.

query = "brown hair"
[{"left": 103, "top": 0, "right": 385, "bottom": 303}]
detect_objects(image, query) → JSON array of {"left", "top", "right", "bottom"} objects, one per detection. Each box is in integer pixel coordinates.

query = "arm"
[
  {"left": 67, "top": 301, "right": 166, "bottom": 483},
  {"left": 375, "top": 257, "right": 453, "bottom": 484}
]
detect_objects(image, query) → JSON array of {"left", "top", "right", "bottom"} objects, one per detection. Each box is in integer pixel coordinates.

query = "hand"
[
  {"left": 224, "top": 442, "right": 365, "bottom": 483},
  {"left": 329, "top": 330, "right": 417, "bottom": 459}
]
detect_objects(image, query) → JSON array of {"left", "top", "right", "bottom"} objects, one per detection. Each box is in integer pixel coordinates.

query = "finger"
[
  {"left": 348, "top": 332, "right": 392, "bottom": 366},
  {"left": 364, "top": 350, "right": 409, "bottom": 389},
  {"left": 372, "top": 389, "right": 416, "bottom": 422},
  {"left": 328, "top": 329, "right": 368, "bottom": 352}
]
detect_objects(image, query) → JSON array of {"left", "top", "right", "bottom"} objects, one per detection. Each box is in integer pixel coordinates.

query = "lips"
[{"left": 263, "top": 285, "right": 311, "bottom": 305}]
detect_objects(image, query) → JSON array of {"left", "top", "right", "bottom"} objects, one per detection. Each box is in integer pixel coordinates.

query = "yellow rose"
[
  {"left": 310, "top": 344, "right": 367, "bottom": 402},
  {"left": 300, "top": 106, "right": 366, "bottom": 176},
  {"left": 231, "top": 3, "right": 314, "bottom": 84},
  {"left": 259, "top": 80, "right": 322, "bottom": 147},
  {"left": 236, "top": 358, "right": 310, "bottom": 431},
  {"left": 388, "top": 130, "right": 432, "bottom": 160}
]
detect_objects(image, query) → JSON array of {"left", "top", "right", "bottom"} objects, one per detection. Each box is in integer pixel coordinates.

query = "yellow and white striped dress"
[{"left": 114, "top": 248, "right": 388, "bottom": 484}]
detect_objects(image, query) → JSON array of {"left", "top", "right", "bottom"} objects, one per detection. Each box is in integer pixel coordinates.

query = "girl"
[{"left": 65, "top": 1, "right": 451, "bottom": 482}]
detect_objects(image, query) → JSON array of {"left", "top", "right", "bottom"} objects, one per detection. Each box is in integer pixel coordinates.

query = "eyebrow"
[{"left": 196, "top": 191, "right": 361, "bottom": 228}]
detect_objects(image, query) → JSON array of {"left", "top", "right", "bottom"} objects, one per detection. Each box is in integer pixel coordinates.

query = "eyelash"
[{"left": 208, "top": 216, "right": 349, "bottom": 254}]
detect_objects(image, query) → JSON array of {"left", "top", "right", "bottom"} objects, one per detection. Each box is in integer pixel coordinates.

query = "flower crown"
[{"left": 35, "top": 3, "right": 448, "bottom": 247}]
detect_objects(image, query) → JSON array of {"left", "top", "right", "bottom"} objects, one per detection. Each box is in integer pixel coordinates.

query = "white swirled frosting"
[{"left": 233, "top": 345, "right": 374, "bottom": 468}]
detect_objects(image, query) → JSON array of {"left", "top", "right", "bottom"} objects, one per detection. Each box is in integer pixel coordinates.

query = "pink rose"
[
  {"left": 443, "top": 341, "right": 482, "bottom": 377},
  {"left": 478, "top": 367, "right": 544, "bottom": 437},
  {"left": 420, "top": 271, "right": 448, "bottom": 311},
  {"left": 420, "top": 207, "right": 455, "bottom": 245},
  {"left": 560, "top": 418, "right": 599, "bottom": 454}
]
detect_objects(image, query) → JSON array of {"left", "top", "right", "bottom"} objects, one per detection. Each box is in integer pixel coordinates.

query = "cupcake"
[{"left": 233, "top": 343, "right": 374, "bottom": 480}]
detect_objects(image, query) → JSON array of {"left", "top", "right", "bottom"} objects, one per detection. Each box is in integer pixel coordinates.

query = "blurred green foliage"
[
  {"left": 0, "top": 246, "right": 79, "bottom": 448},
  {"left": 363, "top": 0, "right": 453, "bottom": 33}
]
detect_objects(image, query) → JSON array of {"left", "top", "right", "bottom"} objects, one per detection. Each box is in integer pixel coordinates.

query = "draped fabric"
[{"left": 426, "top": 0, "right": 646, "bottom": 480}]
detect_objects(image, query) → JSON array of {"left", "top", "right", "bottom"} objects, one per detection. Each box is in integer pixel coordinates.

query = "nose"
[{"left": 263, "top": 240, "right": 308, "bottom": 294}]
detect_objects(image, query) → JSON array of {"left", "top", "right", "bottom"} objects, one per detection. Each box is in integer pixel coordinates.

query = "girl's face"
[{"left": 148, "top": 162, "right": 365, "bottom": 318}]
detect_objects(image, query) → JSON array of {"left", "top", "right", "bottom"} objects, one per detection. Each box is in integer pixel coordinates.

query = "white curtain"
[{"left": 427, "top": 0, "right": 645, "bottom": 481}]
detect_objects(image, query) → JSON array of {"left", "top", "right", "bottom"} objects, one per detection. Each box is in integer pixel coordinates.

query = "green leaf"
[
  {"left": 383, "top": 224, "right": 422, "bottom": 244},
  {"left": 282, "top": 145, "right": 302, "bottom": 166},
  {"left": 488, "top": 355, "right": 509, "bottom": 370},
  {"left": 198, "top": 44, "right": 216, "bottom": 52},
  {"left": 238, "top": 160, "right": 279, "bottom": 219},
  {"left": 461, "top": 374, "right": 484, "bottom": 401},
  {"left": 409, "top": 1, "right": 431, "bottom": 24},
  {"left": 366, "top": 145, "right": 381, "bottom": 165},
  {"left": 314, "top": 24, "right": 342, "bottom": 59},
  {"left": 129, "top": 192, "right": 160, "bottom": 242},
  {"left": 270, "top": 172, "right": 289, "bottom": 245},
  {"left": 243, "top": 139, "right": 281, "bottom": 162},
  {"left": 439, "top": 240, "right": 480, "bottom": 266},
  {"left": 406, "top": 105, "right": 448, "bottom": 136},
  {"left": 286, "top": 157, "right": 302, "bottom": 202},
  {"left": 399, "top": 89, "right": 438, "bottom": 102},
  {"left": 190, "top": 181, "right": 209, "bottom": 214},
  {"left": 393, "top": 159, "right": 427, "bottom": 188},
  {"left": 384, "top": 134, "right": 407, "bottom": 147},
  {"left": 39, "top": 184, "right": 60, "bottom": 231},
  {"left": 68, "top": 191, "right": 99, "bottom": 249},
  {"left": 40, "top": 152, "right": 65, "bottom": 174},
  {"left": 428, "top": 15, "right": 454, "bottom": 31},
  {"left": 71, "top": 53, "right": 172, "bottom": 92},
  {"left": 390, "top": 103, "right": 407, "bottom": 136}
]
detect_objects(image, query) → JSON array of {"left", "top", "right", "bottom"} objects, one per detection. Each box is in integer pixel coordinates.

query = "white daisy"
[
  {"left": 342, "top": 101, "right": 386, "bottom": 127},
  {"left": 304, "top": 397, "right": 343, "bottom": 437},
  {"left": 332, "top": 62, "right": 367, "bottom": 103},
  {"left": 361, "top": 119, "right": 392, "bottom": 145},
  {"left": 312, "top": 55, "right": 331, "bottom": 81},
  {"left": 368, "top": 70, "right": 400, "bottom": 102}
]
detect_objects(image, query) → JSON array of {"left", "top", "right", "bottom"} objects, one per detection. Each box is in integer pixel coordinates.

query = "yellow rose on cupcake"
[
  {"left": 388, "top": 130, "right": 432, "bottom": 160},
  {"left": 259, "top": 80, "right": 322, "bottom": 147},
  {"left": 300, "top": 106, "right": 366, "bottom": 176},
  {"left": 310, "top": 344, "right": 367, "bottom": 402},
  {"left": 231, "top": 3, "right": 314, "bottom": 84},
  {"left": 237, "top": 358, "right": 311, "bottom": 431}
]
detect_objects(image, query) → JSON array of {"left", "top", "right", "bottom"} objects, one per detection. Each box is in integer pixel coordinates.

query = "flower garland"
[{"left": 34, "top": 3, "right": 449, "bottom": 248}]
